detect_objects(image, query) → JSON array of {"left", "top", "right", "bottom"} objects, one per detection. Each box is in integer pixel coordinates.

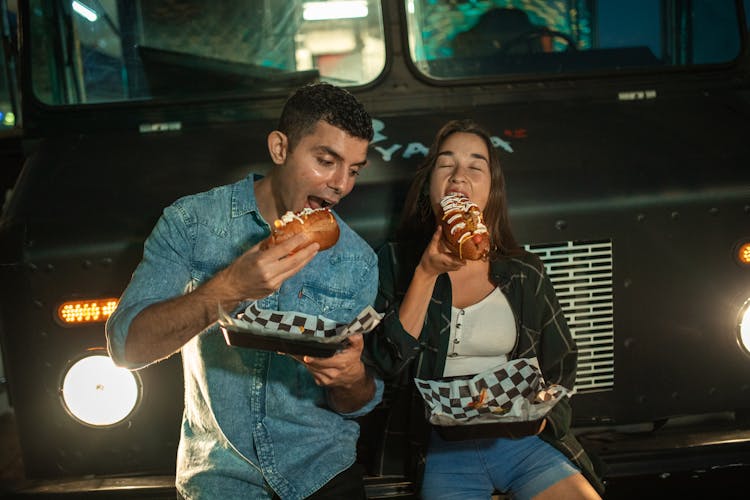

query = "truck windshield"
[
  {"left": 405, "top": 0, "right": 744, "bottom": 80},
  {"left": 29, "top": 0, "right": 385, "bottom": 106}
]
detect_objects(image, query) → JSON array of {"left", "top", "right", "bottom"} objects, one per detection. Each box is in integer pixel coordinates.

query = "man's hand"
[
  {"left": 301, "top": 334, "right": 366, "bottom": 387},
  {"left": 124, "top": 232, "right": 319, "bottom": 365},
  {"left": 217, "top": 232, "right": 319, "bottom": 303},
  {"left": 298, "top": 334, "right": 375, "bottom": 413}
]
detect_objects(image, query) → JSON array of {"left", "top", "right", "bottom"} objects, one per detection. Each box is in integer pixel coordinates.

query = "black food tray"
[{"left": 221, "top": 326, "right": 345, "bottom": 358}]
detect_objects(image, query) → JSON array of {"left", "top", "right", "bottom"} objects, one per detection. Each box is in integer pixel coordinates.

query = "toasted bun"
[
  {"left": 439, "top": 194, "right": 490, "bottom": 260},
  {"left": 264, "top": 207, "right": 340, "bottom": 252}
]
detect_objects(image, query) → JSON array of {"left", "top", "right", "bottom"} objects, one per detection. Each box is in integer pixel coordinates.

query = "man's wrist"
[
  {"left": 201, "top": 269, "right": 241, "bottom": 310},
  {"left": 328, "top": 366, "right": 375, "bottom": 413}
]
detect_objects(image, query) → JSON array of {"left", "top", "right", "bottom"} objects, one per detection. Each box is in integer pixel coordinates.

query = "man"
[{"left": 106, "top": 83, "right": 381, "bottom": 499}]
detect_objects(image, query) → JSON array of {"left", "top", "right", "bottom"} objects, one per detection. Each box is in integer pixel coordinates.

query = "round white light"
[
  {"left": 61, "top": 354, "right": 140, "bottom": 427},
  {"left": 740, "top": 299, "right": 750, "bottom": 356}
]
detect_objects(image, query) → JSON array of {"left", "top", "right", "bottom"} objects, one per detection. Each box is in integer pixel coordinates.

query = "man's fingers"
[
  {"left": 258, "top": 233, "right": 318, "bottom": 274},
  {"left": 274, "top": 241, "right": 319, "bottom": 277},
  {"left": 344, "top": 333, "right": 364, "bottom": 352},
  {"left": 303, "top": 335, "right": 361, "bottom": 374},
  {"left": 252, "top": 243, "right": 317, "bottom": 297},
  {"left": 264, "top": 232, "right": 312, "bottom": 258},
  {"left": 230, "top": 233, "right": 318, "bottom": 300}
]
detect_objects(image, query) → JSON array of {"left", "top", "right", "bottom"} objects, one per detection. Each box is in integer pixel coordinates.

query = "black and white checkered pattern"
[
  {"left": 336, "top": 308, "right": 381, "bottom": 337},
  {"left": 243, "top": 302, "right": 338, "bottom": 337},
  {"left": 415, "top": 358, "right": 558, "bottom": 422},
  {"left": 238, "top": 302, "right": 382, "bottom": 341}
]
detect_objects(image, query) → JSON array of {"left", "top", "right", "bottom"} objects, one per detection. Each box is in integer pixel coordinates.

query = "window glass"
[
  {"left": 29, "top": 0, "right": 386, "bottom": 105},
  {"left": 405, "top": 0, "right": 743, "bottom": 80}
]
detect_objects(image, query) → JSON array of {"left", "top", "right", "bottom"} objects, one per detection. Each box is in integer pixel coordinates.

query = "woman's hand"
[
  {"left": 398, "top": 227, "right": 464, "bottom": 339},
  {"left": 417, "top": 226, "right": 466, "bottom": 277}
]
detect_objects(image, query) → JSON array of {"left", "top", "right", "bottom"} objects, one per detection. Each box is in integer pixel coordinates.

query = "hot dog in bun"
[
  {"left": 439, "top": 193, "right": 490, "bottom": 260},
  {"left": 264, "top": 207, "right": 340, "bottom": 252}
]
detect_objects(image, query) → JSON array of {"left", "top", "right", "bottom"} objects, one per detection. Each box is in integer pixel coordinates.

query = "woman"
[{"left": 365, "top": 119, "right": 604, "bottom": 499}]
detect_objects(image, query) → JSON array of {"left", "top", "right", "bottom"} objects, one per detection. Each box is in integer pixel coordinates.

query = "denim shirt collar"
[{"left": 231, "top": 173, "right": 263, "bottom": 219}]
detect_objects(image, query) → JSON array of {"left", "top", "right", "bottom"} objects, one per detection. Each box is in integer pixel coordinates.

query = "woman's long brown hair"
[{"left": 396, "top": 119, "right": 521, "bottom": 260}]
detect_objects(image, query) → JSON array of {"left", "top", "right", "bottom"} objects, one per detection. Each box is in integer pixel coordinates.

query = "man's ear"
[{"left": 267, "top": 131, "right": 288, "bottom": 165}]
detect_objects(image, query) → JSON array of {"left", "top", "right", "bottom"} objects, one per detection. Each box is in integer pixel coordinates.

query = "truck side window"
[
  {"left": 28, "top": 0, "right": 386, "bottom": 105},
  {"left": 405, "top": 0, "right": 743, "bottom": 80}
]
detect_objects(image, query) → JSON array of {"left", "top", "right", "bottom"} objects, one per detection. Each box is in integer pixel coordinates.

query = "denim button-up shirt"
[{"left": 106, "top": 174, "right": 382, "bottom": 499}]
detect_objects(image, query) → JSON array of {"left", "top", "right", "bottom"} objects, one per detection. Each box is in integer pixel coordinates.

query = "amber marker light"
[
  {"left": 57, "top": 298, "right": 119, "bottom": 325},
  {"left": 737, "top": 242, "right": 750, "bottom": 266}
]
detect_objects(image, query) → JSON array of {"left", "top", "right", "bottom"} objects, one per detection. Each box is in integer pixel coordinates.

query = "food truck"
[{"left": 0, "top": 0, "right": 748, "bottom": 496}]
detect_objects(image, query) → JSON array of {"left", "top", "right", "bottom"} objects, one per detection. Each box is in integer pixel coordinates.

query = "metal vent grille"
[{"left": 525, "top": 240, "right": 614, "bottom": 393}]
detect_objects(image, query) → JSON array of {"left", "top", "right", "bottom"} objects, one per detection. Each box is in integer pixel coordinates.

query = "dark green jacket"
[{"left": 365, "top": 242, "right": 605, "bottom": 494}]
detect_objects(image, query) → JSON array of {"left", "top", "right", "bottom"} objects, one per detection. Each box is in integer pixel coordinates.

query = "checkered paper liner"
[
  {"left": 415, "top": 358, "right": 570, "bottom": 427},
  {"left": 218, "top": 302, "right": 382, "bottom": 344}
]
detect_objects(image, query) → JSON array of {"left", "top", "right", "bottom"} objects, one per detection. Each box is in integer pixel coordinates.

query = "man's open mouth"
[{"left": 308, "top": 196, "right": 334, "bottom": 209}]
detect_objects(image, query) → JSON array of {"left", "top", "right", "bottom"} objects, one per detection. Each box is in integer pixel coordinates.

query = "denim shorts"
[{"left": 420, "top": 429, "right": 580, "bottom": 500}]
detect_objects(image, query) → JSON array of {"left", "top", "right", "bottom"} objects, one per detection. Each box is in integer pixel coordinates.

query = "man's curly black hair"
[{"left": 278, "top": 82, "right": 373, "bottom": 150}]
